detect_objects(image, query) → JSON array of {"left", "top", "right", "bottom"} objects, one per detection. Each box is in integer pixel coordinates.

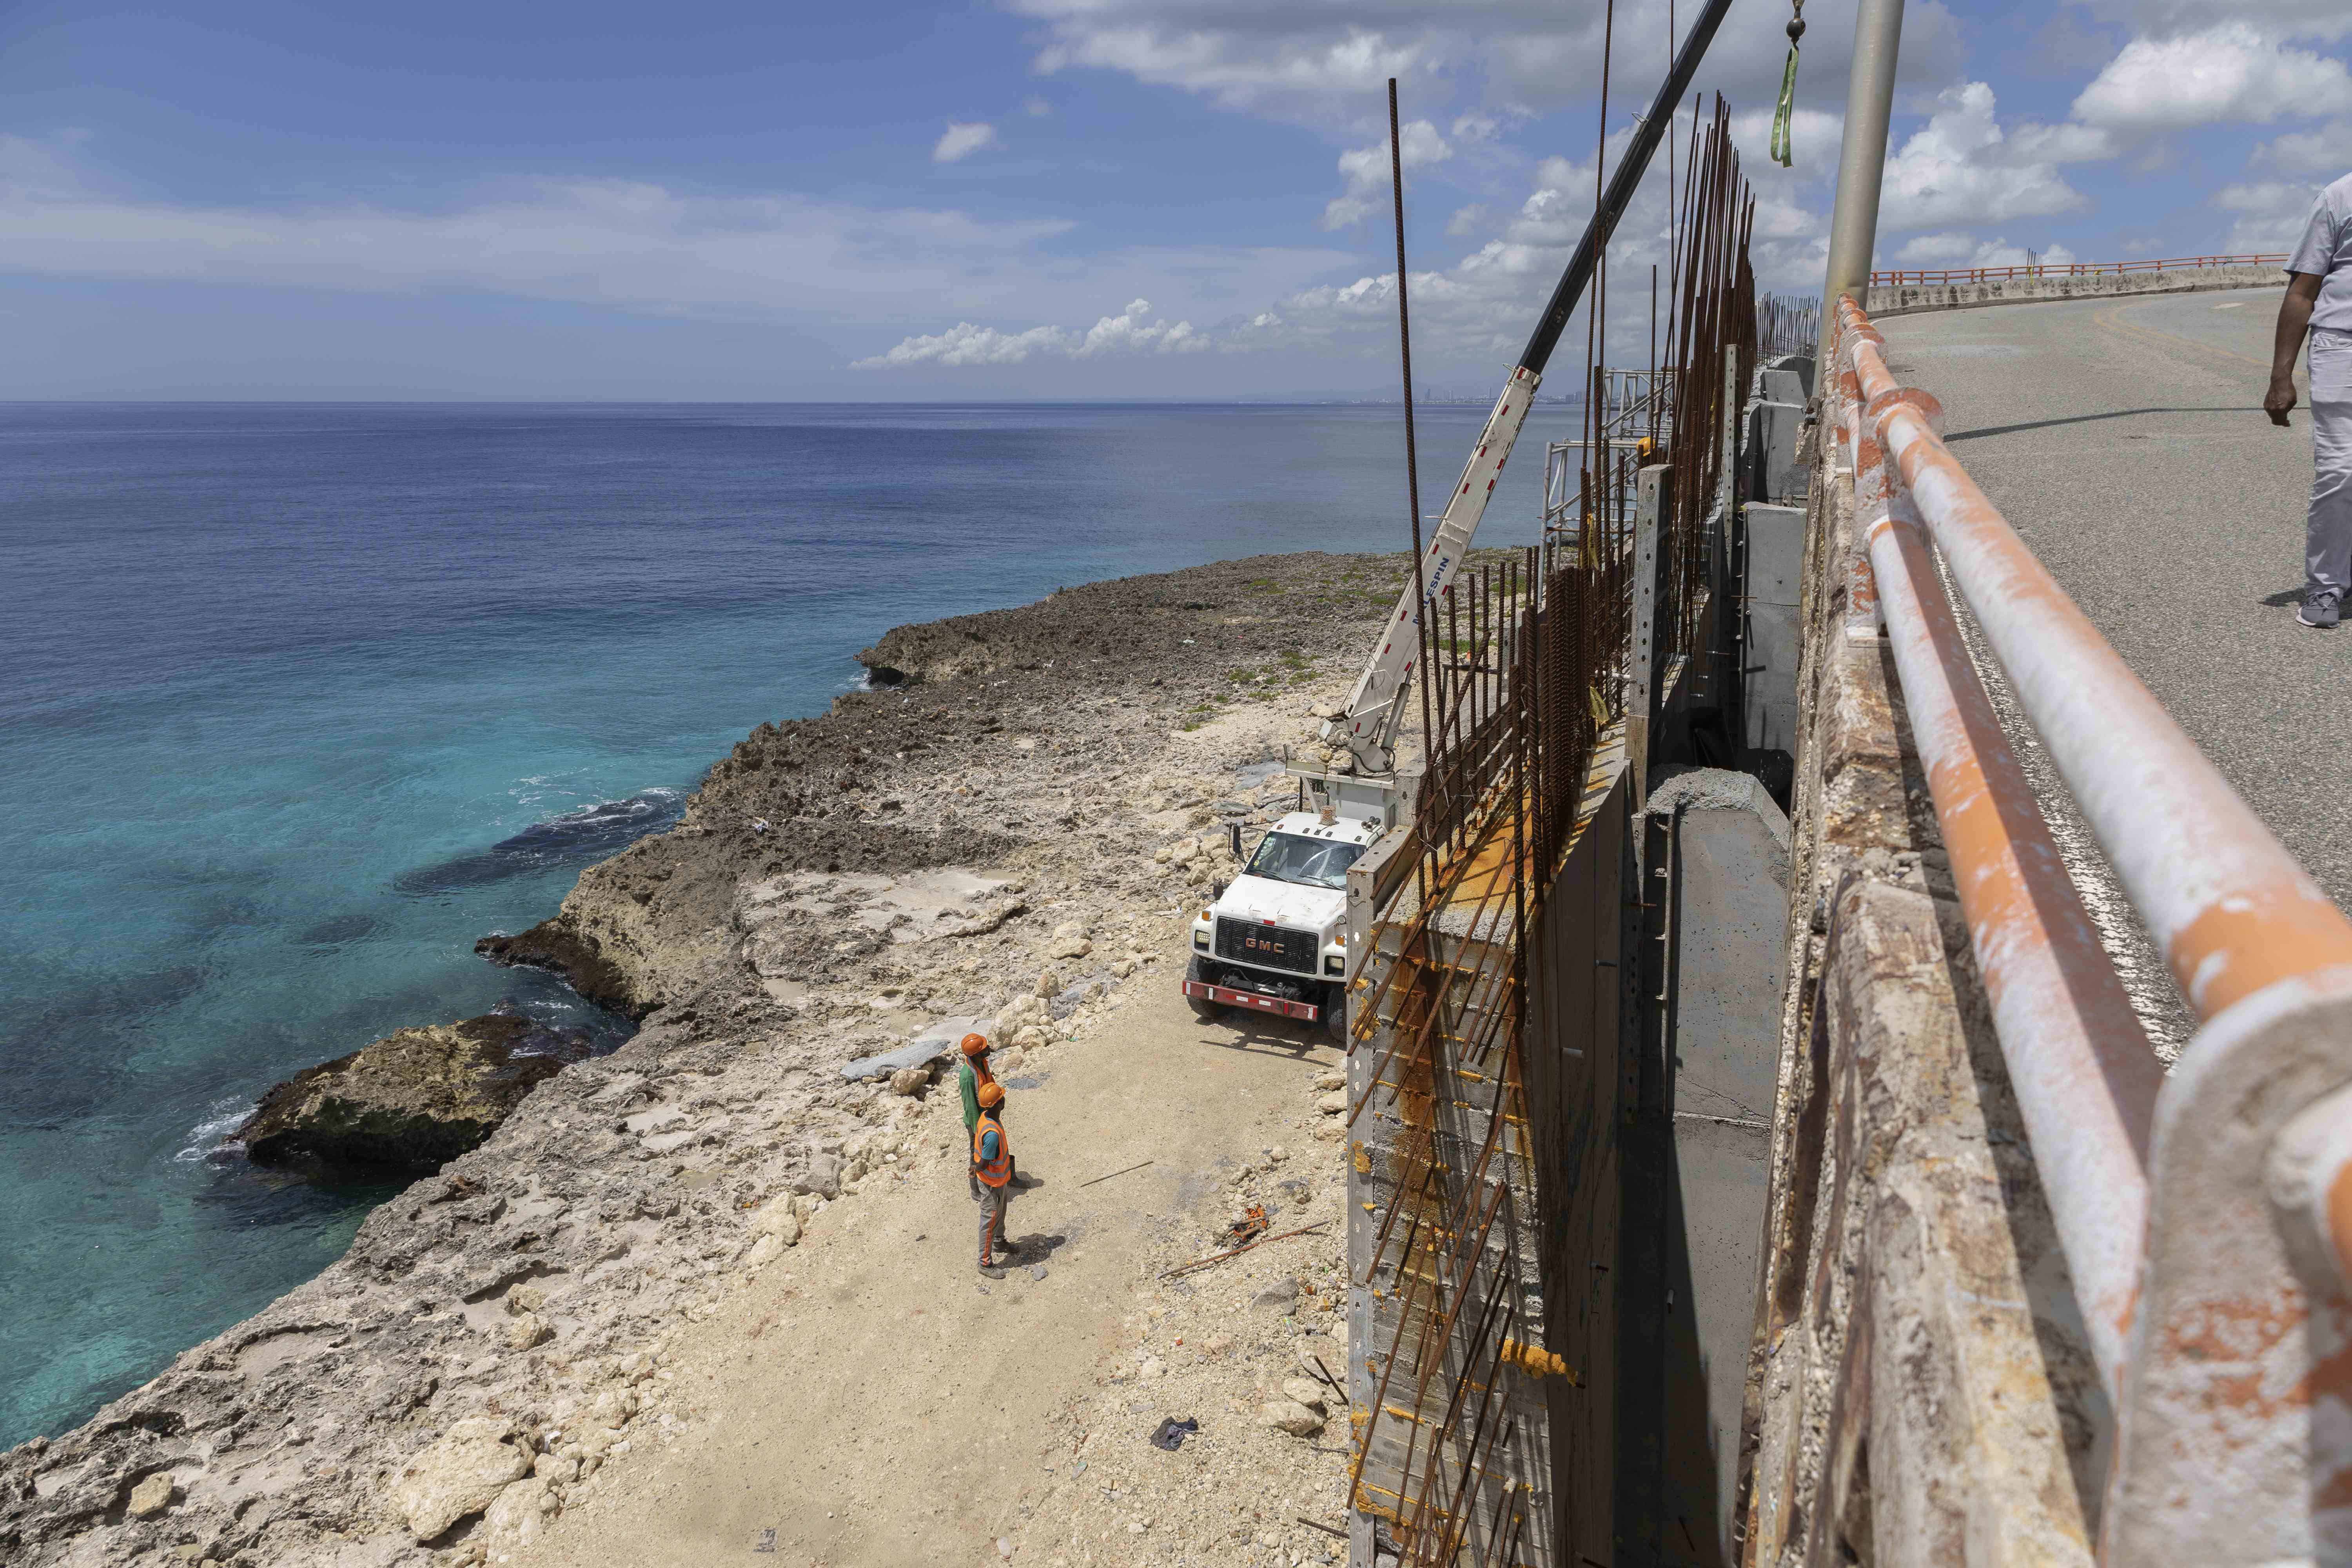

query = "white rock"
[
  {"left": 744, "top": 1234, "right": 783, "bottom": 1270},
  {"left": 505, "top": 1284, "right": 548, "bottom": 1316},
  {"left": 533, "top": 1451, "right": 579, "bottom": 1486},
  {"left": 1138, "top": 1357, "right": 1167, "bottom": 1381},
  {"left": 126, "top": 1472, "right": 174, "bottom": 1519},
  {"left": 1281, "top": 1377, "right": 1330, "bottom": 1413},
  {"left": 390, "top": 1419, "right": 530, "bottom": 1540},
  {"left": 1169, "top": 840, "right": 1198, "bottom": 864},
  {"left": 752, "top": 1200, "right": 802, "bottom": 1246},
  {"left": 1035, "top": 970, "right": 1062, "bottom": 998},
  {"left": 1111, "top": 958, "right": 1136, "bottom": 978},
  {"left": 1011, "top": 1025, "right": 1046, "bottom": 1051},
  {"left": 996, "top": 1046, "right": 1026, "bottom": 1073},
  {"left": 1049, "top": 935, "right": 1093, "bottom": 959},
  {"left": 481, "top": 1475, "right": 551, "bottom": 1548},
  {"left": 1259, "top": 1400, "right": 1326, "bottom": 1437},
  {"left": 793, "top": 1152, "right": 845, "bottom": 1200},
  {"left": 621, "top": 1105, "right": 686, "bottom": 1137},
  {"left": 1152, "top": 846, "right": 1173, "bottom": 864},
  {"left": 1314, "top": 1071, "right": 1345, "bottom": 1091},
  {"left": 1317, "top": 1091, "right": 1347, "bottom": 1116},
  {"left": 641, "top": 1129, "right": 699, "bottom": 1156},
  {"left": 505, "top": 1312, "right": 552, "bottom": 1351},
  {"left": 888, "top": 1066, "right": 927, "bottom": 1095}
]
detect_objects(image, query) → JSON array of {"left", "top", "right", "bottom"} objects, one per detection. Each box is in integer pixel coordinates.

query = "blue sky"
[{"left": 1, "top": 0, "right": 2345, "bottom": 398}]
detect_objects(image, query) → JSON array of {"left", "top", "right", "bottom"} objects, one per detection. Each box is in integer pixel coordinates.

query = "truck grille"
[{"left": 1214, "top": 917, "right": 1317, "bottom": 975}]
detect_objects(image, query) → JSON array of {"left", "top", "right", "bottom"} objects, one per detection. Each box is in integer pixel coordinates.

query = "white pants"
[{"left": 2305, "top": 328, "right": 2352, "bottom": 597}]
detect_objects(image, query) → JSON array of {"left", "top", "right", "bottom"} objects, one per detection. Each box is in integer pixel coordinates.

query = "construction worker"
[
  {"left": 972, "top": 1080, "right": 1014, "bottom": 1277},
  {"left": 958, "top": 1031, "right": 1038, "bottom": 1189},
  {"left": 2271, "top": 167, "right": 2352, "bottom": 626}
]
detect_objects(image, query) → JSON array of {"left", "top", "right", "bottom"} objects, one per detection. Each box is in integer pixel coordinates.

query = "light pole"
[{"left": 1818, "top": 0, "right": 1906, "bottom": 360}]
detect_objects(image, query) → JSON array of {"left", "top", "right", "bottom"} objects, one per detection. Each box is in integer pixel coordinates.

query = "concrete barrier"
[{"left": 1865, "top": 262, "right": 2281, "bottom": 319}]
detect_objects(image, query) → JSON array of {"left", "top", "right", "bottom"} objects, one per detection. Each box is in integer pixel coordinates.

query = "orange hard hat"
[
  {"left": 976, "top": 1081, "right": 1005, "bottom": 1109},
  {"left": 960, "top": 1032, "right": 990, "bottom": 1058}
]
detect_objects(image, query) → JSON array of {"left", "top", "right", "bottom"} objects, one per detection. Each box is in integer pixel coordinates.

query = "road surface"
[{"left": 1880, "top": 285, "right": 2337, "bottom": 1051}]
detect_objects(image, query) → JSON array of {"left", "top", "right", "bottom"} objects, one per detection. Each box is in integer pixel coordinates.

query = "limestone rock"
[
  {"left": 888, "top": 1066, "right": 928, "bottom": 1095},
  {"left": 1281, "top": 1377, "right": 1330, "bottom": 1413},
  {"left": 1011, "top": 1025, "right": 1046, "bottom": 1051},
  {"left": 389, "top": 1416, "right": 530, "bottom": 1541},
  {"left": 1317, "top": 1091, "right": 1347, "bottom": 1115},
  {"left": 505, "top": 1284, "right": 547, "bottom": 1316},
  {"left": 995, "top": 1046, "right": 1026, "bottom": 1074},
  {"left": 1035, "top": 970, "right": 1062, "bottom": 998},
  {"left": 1259, "top": 1400, "right": 1325, "bottom": 1437},
  {"left": 533, "top": 1451, "right": 579, "bottom": 1486},
  {"left": 505, "top": 1312, "right": 552, "bottom": 1351},
  {"left": 481, "top": 1475, "right": 551, "bottom": 1548},
  {"left": 744, "top": 1234, "right": 783, "bottom": 1270},
  {"left": 1252, "top": 1278, "right": 1300, "bottom": 1309},
  {"left": 236, "top": 1014, "right": 586, "bottom": 1173},
  {"left": 1314, "top": 1071, "right": 1345, "bottom": 1091},
  {"left": 1048, "top": 935, "right": 1093, "bottom": 960},
  {"left": 752, "top": 1200, "right": 803, "bottom": 1245},
  {"left": 793, "top": 1152, "right": 846, "bottom": 1199},
  {"left": 126, "top": 1472, "right": 174, "bottom": 1519}
]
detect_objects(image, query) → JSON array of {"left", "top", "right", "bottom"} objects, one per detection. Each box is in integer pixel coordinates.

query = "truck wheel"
[
  {"left": 1186, "top": 959, "right": 1226, "bottom": 1021},
  {"left": 1323, "top": 987, "right": 1348, "bottom": 1045}
]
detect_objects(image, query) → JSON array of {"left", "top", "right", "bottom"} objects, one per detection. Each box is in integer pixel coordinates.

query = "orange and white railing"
[
  {"left": 1868, "top": 253, "right": 2287, "bottom": 287},
  {"left": 1831, "top": 293, "right": 2352, "bottom": 1565}
]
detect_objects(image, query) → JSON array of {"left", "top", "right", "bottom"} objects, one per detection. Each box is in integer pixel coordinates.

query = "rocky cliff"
[{"left": 0, "top": 549, "right": 1420, "bottom": 1568}]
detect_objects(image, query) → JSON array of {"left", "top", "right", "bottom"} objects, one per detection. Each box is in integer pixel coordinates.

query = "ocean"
[{"left": 0, "top": 398, "right": 1557, "bottom": 1447}]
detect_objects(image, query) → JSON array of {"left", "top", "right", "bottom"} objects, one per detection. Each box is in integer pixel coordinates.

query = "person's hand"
[{"left": 2267, "top": 374, "right": 2299, "bottom": 428}]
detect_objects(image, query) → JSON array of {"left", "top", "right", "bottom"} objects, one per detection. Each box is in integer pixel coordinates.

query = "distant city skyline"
[{"left": 1, "top": 0, "right": 2345, "bottom": 399}]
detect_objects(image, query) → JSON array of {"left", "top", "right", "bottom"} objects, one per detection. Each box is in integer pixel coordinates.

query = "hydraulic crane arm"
[{"left": 1324, "top": 0, "right": 1740, "bottom": 775}]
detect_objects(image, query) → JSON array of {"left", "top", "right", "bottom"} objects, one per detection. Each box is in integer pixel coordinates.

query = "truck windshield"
[{"left": 1243, "top": 833, "right": 1365, "bottom": 891}]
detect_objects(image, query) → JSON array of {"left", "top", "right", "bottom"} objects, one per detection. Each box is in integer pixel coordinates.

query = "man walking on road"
[
  {"left": 972, "top": 1081, "right": 1014, "bottom": 1278},
  {"left": 2268, "top": 171, "right": 2352, "bottom": 628}
]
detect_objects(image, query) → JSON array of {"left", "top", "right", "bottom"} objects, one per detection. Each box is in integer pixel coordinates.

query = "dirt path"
[{"left": 509, "top": 927, "right": 1352, "bottom": 1568}]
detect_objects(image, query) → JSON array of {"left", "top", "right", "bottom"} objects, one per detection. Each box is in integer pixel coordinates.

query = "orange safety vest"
[{"left": 972, "top": 1109, "right": 1011, "bottom": 1188}]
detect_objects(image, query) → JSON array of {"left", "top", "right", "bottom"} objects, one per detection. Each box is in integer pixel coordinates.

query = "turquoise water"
[{"left": 0, "top": 399, "right": 1555, "bottom": 1445}]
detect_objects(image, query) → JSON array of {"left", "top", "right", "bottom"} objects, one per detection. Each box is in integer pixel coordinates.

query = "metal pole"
[{"left": 1817, "top": 0, "right": 1904, "bottom": 356}]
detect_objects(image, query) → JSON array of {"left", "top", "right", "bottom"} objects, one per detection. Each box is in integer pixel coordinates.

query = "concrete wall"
[
  {"left": 1735, "top": 400, "right": 2106, "bottom": 1566},
  {"left": 1864, "top": 261, "right": 2280, "bottom": 319}
]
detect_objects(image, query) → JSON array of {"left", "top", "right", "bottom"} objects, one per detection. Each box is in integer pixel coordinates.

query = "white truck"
[
  {"left": 1182, "top": 782, "right": 1390, "bottom": 1042},
  {"left": 1180, "top": 370, "right": 1536, "bottom": 1044}
]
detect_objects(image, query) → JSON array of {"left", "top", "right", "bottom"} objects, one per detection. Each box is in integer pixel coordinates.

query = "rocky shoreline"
[{"left": 0, "top": 549, "right": 1421, "bottom": 1568}]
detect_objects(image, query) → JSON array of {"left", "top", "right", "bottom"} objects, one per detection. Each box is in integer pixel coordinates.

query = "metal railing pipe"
[
  {"left": 1837, "top": 295, "right": 2352, "bottom": 1026},
  {"left": 1851, "top": 421, "right": 2161, "bottom": 1389}
]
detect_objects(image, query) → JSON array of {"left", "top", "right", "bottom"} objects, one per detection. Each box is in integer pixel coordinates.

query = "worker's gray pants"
[
  {"left": 2304, "top": 329, "right": 2352, "bottom": 598},
  {"left": 976, "top": 1183, "right": 1009, "bottom": 1265}
]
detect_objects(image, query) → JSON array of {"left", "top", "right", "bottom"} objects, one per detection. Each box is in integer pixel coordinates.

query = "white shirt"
[{"left": 2288, "top": 173, "right": 2352, "bottom": 334}]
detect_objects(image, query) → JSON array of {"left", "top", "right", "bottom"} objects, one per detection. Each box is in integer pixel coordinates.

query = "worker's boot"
[{"left": 978, "top": 1262, "right": 1006, "bottom": 1279}]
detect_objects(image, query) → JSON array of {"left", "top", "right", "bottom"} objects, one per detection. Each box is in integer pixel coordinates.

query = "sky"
[{"left": 0, "top": 0, "right": 2345, "bottom": 399}]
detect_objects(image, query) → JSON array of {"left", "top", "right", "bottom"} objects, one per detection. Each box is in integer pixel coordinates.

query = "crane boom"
[{"left": 1322, "top": 0, "right": 1740, "bottom": 777}]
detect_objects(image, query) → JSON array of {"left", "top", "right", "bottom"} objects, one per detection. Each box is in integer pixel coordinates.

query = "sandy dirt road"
[{"left": 510, "top": 923, "right": 1349, "bottom": 1568}]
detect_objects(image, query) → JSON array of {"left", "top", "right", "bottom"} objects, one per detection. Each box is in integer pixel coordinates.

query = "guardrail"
[
  {"left": 1829, "top": 292, "right": 2352, "bottom": 1564},
  {"left": 1868, "top": 253, "right": 2285, "bottom": 287}
]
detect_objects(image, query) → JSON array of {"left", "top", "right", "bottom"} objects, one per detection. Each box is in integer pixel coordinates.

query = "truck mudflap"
[{"left": 1183, "top": 978, "right": 1320, "bottom": 1022}]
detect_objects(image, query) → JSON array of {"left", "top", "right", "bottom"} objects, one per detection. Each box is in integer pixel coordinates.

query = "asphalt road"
[{"left": 1880, "top": 286, "right": 2342, "bottom": 1051}]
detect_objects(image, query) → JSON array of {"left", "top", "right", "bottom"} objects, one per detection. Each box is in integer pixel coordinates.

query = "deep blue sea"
[{"left": 0, "top": 399, "right": 1557, "bottom": 1446}]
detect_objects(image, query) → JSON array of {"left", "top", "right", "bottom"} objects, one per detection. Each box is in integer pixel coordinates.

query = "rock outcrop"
[
  {"left": 0, "top": 549, "right": 1430, "bottom": 1568},
  {"left": 236, "top": 1014, "right": 588, "bottom": 1172}
]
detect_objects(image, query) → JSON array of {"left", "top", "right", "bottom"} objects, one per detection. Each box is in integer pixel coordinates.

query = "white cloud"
[
  {"left": 1877, "top": 83, "right": 2094, "bottom": 231},
  {"left": 2214, "top": 178, "right": 2333, "bottom": 251},
  {"left": 856, "top": 296, "right": 1204, "bottom": 367},
  {"left": 1321, "top": 119, "right": 1451, "bottom": 230},
  {"left": 2073, "top": 25, "right": 2352, "bottom": 131},
  {"left": 0, "top": 135, "right": 1350, "bottom": 356},
  {"left": 1024, "top": 96, "right": 1054, "bottom": 117},
  {"left": 1893, "top": 232, "right": 2079, "bottom": 267},
  {"left": 933, "top": 122, "right": 1001, "bottom": 163},
  {"left": 2255, "top": 120, "right": 2352, "bottom": 175},
  {"left": 1447, "top": 203, "right": 1489, "bottom": 237}
]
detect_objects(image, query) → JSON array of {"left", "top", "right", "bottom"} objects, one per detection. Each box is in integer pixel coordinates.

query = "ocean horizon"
[{"left": 0, "top": 397, "right": 1565, "bottom": 1447}]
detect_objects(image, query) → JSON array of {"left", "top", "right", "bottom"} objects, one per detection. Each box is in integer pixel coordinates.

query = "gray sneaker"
[{"left": 2302, "top": 591, "right": 2341, "bottom": 629}]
